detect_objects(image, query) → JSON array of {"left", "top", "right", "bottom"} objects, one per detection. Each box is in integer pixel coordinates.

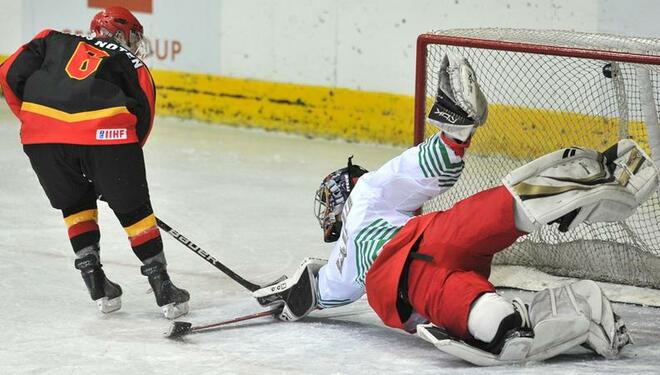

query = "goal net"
[{"left": 415, "top": 29, "right": 660, "bottom": 290}]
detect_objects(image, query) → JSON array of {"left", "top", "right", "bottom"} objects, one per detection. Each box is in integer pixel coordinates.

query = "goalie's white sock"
[{"left": 468, "top": 293, "right": 515, "bottom": 343}]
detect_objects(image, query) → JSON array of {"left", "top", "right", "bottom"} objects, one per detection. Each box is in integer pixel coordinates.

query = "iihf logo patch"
[{"left": 96, "top": 129, "right": 127, "bottom": 140}]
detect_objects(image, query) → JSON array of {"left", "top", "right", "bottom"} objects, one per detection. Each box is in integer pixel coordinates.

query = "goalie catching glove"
[
  {"left": 253, "top": 258, "right": 327, "bottom": 321},
  {"left": 427, "top": 52, "right": 488, "bottom": 142}
]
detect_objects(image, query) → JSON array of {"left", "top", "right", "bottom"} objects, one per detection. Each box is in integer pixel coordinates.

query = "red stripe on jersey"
[
  {"left": 0, "top": 29, "right": 54, "bottom": 117},
  {"left": 19, "top": 111, "right": 138, "bottom": 145},
  {"left": 68, "top": 220, "right": 100, "bottom": 238},
  {"left": 0, "top": 49, "right": 24, "bottom": 117},
  {"left": 136, "top": 67, "right": 156, "bottom": 146},
  {"left": 32, "top": 29, "right": 54, "bottom": 39},
  {"left": 129, "top": 226, "right": 161, "bottom": 247}
]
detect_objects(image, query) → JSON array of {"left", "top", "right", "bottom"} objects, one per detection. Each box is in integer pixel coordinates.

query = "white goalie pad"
[
  {"left": 504, "top": 139, "right": 659, "bottom": 231},
  {"left": 567, "top": 280, "right": 633, "bottom": 358},
  {"left": 417, "top": 321, "right": 587, "bottom": 366},
  {"left": 418, "top": 279, "right": 631, "bottom": 366},
  {"left": 418, "top": 324, "right": 536, "bottom": 366}
]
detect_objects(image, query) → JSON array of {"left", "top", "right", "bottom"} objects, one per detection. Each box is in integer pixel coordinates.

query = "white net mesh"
[{"left": 418, "top": 29, "right": 660, "bottom": 289}]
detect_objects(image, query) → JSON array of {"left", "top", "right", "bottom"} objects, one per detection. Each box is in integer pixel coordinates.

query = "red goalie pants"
[{"left": 406, "top": 186, "right": 525, "bottom": 339}]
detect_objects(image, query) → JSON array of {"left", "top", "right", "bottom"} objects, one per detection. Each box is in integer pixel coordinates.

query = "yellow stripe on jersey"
[
  {"left": 124, "top": 214, "right": 157, "bottom": 237},
  {"left": 21, "top": 102, "right": 131, "bottom": 123},
  {"left": 64, "top": 209, "right": 98, "bottom": 228}
]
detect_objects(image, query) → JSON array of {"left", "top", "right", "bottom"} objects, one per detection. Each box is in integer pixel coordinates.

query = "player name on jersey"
[{"left": 73, "top": 33, "right": 144, "bottom": 69}]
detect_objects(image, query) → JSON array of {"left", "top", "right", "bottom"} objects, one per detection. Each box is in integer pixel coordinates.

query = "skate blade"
[
  {"left": 162, "top": 301, "right": 190, "bottom": 319},
  {"left": 97, "top": 296, "right": 121, "bottom": 313}
]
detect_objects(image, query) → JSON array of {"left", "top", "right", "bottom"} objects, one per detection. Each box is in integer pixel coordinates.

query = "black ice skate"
[
  {"left": 141, "top": 262, "right": 190, "bottom": 319},
  {"left": 74, "top": 254, "right": 123, "bottom": 313}
]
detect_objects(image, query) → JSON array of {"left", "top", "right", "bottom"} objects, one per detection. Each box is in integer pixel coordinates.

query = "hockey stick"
[
  {"left": 156, "top": 217, "right": 263, "bottom": 292},
  {"left": 165, "top": 307, "right": 282, "bottom": 339}
]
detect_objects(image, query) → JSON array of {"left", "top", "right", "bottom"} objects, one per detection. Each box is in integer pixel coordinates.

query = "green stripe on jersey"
[
  {"left": 418, "top": 134, "right": 464, "bottom": 178},
  {"left": 354, "top": 219, "right": 401, "bottom": 286}
]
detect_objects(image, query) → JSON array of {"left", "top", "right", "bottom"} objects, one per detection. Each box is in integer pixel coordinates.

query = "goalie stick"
[
  {"left": 156, "top": 217, "right": 282, "bottom": 292},
  {"left": 165, "top": 306, "right": 283, "bottom": 339}
]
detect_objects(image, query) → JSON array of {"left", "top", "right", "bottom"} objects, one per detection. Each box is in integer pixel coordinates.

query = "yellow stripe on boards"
[
  {"left": 124, "top": 214, "right": 157, "bottom": 237},
  {"left": 468, "top": 104, "right": 650, "bottom": 158},
  {"left": 152, "top": 69, "right": 649, "bottom": 155},
  {"left": 20, "top": 102, "right": 130, "bottom": 122},
  {"left": 151, "top": 70, "right": 414, "bottom": 145},
  {"left": 64, "top": 209, "right": 98, "bottom": 228}
]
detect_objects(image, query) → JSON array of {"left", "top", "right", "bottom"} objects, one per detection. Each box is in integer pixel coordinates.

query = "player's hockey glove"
[
  {"left": 253, "top": 258, "right": 327, "bottom": 321},
  {"left": 427, "top": 52, "right": 488, "bottom": 142}
]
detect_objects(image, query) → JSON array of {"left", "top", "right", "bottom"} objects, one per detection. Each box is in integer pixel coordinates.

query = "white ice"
[{"left": 1, "top": 107, "right": 659, "bottom": 374}]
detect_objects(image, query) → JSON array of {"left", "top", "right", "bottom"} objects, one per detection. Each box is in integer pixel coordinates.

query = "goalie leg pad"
[
  {"left": 418, "top": 283, "right": 594, "bottom": 366},
  {"left": 527, "top": 283, "right": 592, "bottom": 358},
  {"left": 418, "top": 323, "right": 536, "bottom": 366},
  {"left": 529, "top": 280, "right": 632, "bottom": 359},
  {"left": 252, "top": 257, "right": 327, "bottom": 321},
  {"left": 568, "top": 280, "right": 632, "bottom": 358},
  {"left": 504, "top": 139, "right": 658, "bottom": 232},
  {"left": 417, "top": 280, "right": 631, "bottom": 366}
]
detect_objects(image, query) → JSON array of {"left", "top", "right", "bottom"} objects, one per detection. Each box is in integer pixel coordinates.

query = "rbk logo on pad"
[
  {"left": 433, "top": 108, "right": 459, "bottom": 124},
  {"left": 428, "top": 91, "right": 473, "bottom": 126},
  {"left": 96, "top": 129, "right": 128, "bottom": 140}
]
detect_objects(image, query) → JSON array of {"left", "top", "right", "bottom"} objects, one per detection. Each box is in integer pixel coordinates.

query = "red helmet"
[{"left": 90, "top": 6, "right": 146, "bottom": 56}]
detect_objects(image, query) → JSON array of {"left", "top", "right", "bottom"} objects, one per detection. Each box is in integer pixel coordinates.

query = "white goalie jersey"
[{"left": 316, "top": 133, "right": 466, "bottom": 308}]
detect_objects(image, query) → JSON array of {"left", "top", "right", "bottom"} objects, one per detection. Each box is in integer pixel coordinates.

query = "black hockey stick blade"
[{"left": 166, "top": 321, "right": 194, "bottom": 339}]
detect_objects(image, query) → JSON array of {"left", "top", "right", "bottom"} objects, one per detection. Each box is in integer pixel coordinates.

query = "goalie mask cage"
[{"left": 415, "top": 29, "right": 660, "bottom": 290}]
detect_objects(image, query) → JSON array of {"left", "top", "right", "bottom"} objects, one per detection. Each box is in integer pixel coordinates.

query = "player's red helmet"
[
  {"left": 90, "top": 6, "right": 147, "bottom": 57},
  {"left": 314, "top": 157, "right": 368, "bottom": 243}
]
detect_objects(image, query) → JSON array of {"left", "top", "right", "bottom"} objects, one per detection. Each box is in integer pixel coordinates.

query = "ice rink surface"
[{"left": 2, "top": 108, "right": 660, "bottom": 374}]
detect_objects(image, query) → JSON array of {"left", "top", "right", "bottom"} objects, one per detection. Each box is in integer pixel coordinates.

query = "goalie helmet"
[
  {"left": 314, "top": 156, "right": 368, "bottom": 243},
  {"left": 90, "top": 6, "right": 148, "bottom": 58}
]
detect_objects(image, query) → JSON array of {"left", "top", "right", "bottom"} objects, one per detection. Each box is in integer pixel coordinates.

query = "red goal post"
[
  {"left": 414, "top": 31, "right": 660, "bottom": 145},
  {"left": 413, "top": 29, "right": 660, "bottom": 292}
]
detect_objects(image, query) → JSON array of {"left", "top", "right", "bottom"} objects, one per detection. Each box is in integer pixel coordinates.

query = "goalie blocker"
[{"left": 253, "top": 258, "right": 326, "bottom": 321}]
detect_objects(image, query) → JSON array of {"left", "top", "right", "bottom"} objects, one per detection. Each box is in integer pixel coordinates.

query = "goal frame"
[
  {"left": 412, "top": 30, "right": 660, "bottom": 304},
  {"left": 413, "top": 32, "right": 660, "bottom": 146}
]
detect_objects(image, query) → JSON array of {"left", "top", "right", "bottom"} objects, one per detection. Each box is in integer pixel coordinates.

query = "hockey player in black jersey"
[{"left": 0, "top": 6, "right": 189, "bottom": 319}]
